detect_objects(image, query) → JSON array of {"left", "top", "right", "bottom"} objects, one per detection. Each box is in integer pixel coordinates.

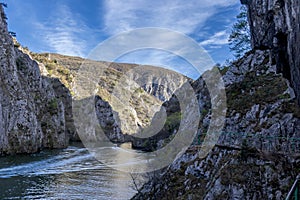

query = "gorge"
[{"left": 1, "top": 0, "right": 300, "bottom": 199}]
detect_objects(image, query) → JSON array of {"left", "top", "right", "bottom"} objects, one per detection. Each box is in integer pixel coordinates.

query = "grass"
[
  {"left": 31, "top": 53, "right": 73, "bottom": 90},
  {"left": 227, "top": 72, "right": 288, "bottom": 114}
]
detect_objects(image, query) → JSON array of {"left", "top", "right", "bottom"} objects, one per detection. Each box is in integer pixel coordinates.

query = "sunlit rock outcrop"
[{"left": 0, "top": 5, "right": 71, "bottom": 155}]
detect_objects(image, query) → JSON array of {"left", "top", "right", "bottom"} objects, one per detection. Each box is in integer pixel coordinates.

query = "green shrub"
[
  {"left": 227, "top": 73, "right": 287, "bottom": 114},
  {"left": 45, "top": 63, "right": 56, "bottom": 70},
  {"left": 165, "top": 112, "right": 181, "bottom": 132},
  {"left": 48, "top": 98, "right": 58, "bottom": 115},
  {"left": 14, "top": 42, "right": 21, "bottom": 48}
]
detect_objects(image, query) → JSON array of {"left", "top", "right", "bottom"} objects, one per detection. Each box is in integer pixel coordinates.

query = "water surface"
[{"left": 0, "top": 143, "right": 144, "bottom": 199}]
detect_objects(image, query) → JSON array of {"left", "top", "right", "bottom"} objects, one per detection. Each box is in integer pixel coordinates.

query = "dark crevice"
[
  {"left": 274, "top": 32, "right": 291, "bottom": 81},
  {"left": 275, "top": 0, "right": 285, "bottom": 8}
]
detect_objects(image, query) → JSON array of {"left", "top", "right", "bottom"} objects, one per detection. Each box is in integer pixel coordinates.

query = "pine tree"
[
  {"left": 228, "top": 6, "right": 251, "bottom": 58},
  {"left": 0, "top": 2, "right": 7, "bottom": 8}
]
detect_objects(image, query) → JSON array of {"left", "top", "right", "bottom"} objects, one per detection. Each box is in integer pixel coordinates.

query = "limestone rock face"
[
  {"left": 48, "top": 77, "right": 76, "bottom": 141},
  {"left": 0, "top": 6, "right": 70, "bottom": 155},
  {"left": 220, "top": 50, "right": 300, "bottom": 152},
  {"left": 242, "top": 0, "right": 300, "bottom": 105},
  {"left": 132, "top": 49, "right": 300, "bottom": 199},
  {"left": 95, "top": 95, "right": 125, "bottom": 142},
  {"left": 133, "top": 146, "right": 299, "bottom": 200}
]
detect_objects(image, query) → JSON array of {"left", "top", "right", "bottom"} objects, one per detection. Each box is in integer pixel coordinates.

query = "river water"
[{"left": 0, "top": 143, "right": 146, "bottom": 200}]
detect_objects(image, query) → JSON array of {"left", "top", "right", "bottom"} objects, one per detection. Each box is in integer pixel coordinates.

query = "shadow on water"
[{"left": 0, "top": 143, "right": 145, "bottom": 200}]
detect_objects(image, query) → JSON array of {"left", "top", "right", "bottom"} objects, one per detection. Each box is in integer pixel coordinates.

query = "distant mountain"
[{"left": 31, "top": 52, "right": 189, "bottom": 142}]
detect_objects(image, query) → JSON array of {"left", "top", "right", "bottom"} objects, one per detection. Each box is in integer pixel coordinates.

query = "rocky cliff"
[
  {"left": 132, "top": 49, "right": 300, "bottom": 199},
  {"left": 131, "top": 1, "right": 300, "bottom": 198},
  {"left": 0, "top": 6, "right": 72, "bottom": 155},
  {"left": 242, "top": 0, "right": 300, "bottom": 106},
  {"left": 133, "top": 146, "right": 299, "bottom": 199}
]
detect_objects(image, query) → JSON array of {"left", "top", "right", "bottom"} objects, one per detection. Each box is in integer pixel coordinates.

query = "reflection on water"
[{"left": 0, "top": 143, "right": 146, "bottom": 200}]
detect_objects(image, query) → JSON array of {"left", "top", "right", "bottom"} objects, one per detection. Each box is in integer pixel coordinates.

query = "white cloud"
[
  {"left": 24, "top": 0, "right": 238, "bottom": 78},
  {"left": 35, "top": 4, "right": 89, "bottom": 57},
  {"left": 103, "top": 0, "right": 238, "bottom": 35},
  {"left": 199, "top": 30, "right": 230, "bottom": 46}
]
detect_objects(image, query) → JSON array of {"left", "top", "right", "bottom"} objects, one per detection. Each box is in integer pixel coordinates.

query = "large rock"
[{"left": 242, "top": 0, "right": 300, "bottom": 105}]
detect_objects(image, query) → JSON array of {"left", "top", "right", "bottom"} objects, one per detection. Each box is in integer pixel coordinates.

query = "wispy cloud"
[
  {"left": 103, "top": 0, "right": 238, "bottom": 35},
  {"left": 34, "top": 4, "right": 89, "bottom": 57},
  {"left": 199, "top": 30, "right": 230, "bottom": 46},
  {"left": 100, "top": 0, "right": 238, "bottom": 77},
  {"left": 9, "top": 0, "right": 239, "bottom": 77}
]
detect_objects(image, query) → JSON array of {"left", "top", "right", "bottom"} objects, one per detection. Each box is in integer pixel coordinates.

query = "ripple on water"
[{"left": 0, "top": 144, "right": 146, "bottom": 200}]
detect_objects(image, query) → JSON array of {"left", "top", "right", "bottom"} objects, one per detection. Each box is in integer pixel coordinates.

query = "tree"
[
  {"left": 9, "top": 31, "right": 16, "bottom": 37},
  {"left": 130, "top": 171, "right": 162, "bottom": 199},
  {"left": 0, "top": 2, "right": 7, "bottom": 8},
  {"left": 228, "top": 5, "right": 251, "bottom": 58}
]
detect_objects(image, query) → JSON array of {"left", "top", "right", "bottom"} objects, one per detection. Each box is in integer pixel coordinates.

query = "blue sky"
[{"left": 4, "top": 0, "right": 241, "bottom": 79}]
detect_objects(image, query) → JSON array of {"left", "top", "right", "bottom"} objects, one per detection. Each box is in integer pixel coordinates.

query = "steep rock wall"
[
  {"left": 0, "top": 6, "right": 70, "bottom": 155},
  {"left": 242, "top": 0, "right": 300, "bottom": 105}
]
